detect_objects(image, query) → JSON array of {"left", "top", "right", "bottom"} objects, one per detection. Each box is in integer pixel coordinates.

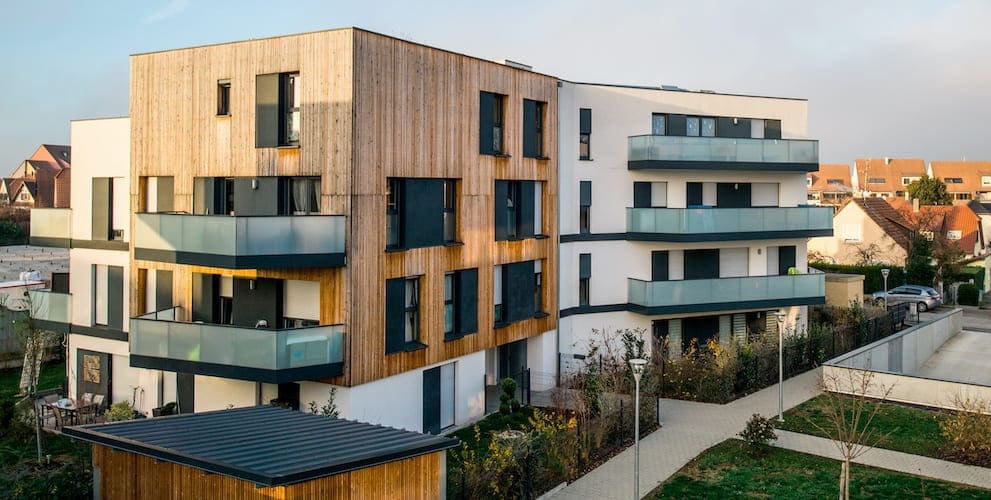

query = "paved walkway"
[
  {"left": 774, "top": 430, "right": 991, "bottom": 490},
  {"left": 551, "top": 368, "right": 822, "bottom": 499}
]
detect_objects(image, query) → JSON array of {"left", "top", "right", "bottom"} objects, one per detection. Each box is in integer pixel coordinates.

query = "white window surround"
[{"left": 947, "top": 230, "right": 962, "bottom": 240}]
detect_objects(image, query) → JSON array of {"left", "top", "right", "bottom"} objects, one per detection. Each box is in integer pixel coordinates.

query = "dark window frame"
[
  {"left": 281, "top": 72, "right": 300, "bottom": 146},
  {"left": 579, "top": 108, "right": 592, "bottom": 160},
  {"left": 404, "top": 277, "right": 420, "bottom": 344},
  {"left": 386, "top": 178, "right": 402, "bottom": 249},
  {"left": 444, "top": 272, "right": 457, "bottom": 337},
  {"left": 492, "top": 94, "right": 505, "bottom": 154},
  {"left": 443, "top": 179, "right": 457, "bottom": 243},
  {"left": 506, "top": 181, "right": 520, "bottom": 240},
  {"left": 217, "top": 80, "right": 231, "bottom": 116},
  {"left": 534, "top": 262, "right": 543, "bottom": 314}
]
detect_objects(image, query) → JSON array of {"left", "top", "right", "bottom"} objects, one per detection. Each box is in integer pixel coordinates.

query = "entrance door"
[
  {"left": 497, "top": 339, "right": 528, "bottom": 380},
  {"left": 681, "top": 316, "right": 720, "bottom": 351},
  {"left": 76, "top": 349, "right": 111, "bottom": 401}
]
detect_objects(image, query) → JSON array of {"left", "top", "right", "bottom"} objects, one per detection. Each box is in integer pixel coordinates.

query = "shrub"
[
  {"left": 306, "top": 388, "right": 340, "bottom": 418},
  {"left": 499, "top": 378, "right": 519, "bottom": 415},
  {"left": 957, "top": 283, "right": 979, "bottom": 306},
  {"left": 739, "top": 413, "right": 777, "bottom": 455},
  {"left": 104, "top": 401, "right": 135, "bottom": 422},
  {"left": 939, "top": 397, "right": 991, "bottom": 467}
]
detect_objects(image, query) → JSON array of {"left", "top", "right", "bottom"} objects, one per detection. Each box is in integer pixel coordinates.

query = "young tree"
[
  {"left": 906, "top": 175, "right": 951, "bottom": 206},
  {"left": 809, "top": 368, "right": 893, "bottom": 500}
]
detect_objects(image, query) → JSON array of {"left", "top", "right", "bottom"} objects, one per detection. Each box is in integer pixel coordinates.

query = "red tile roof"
[
  {"left": 854, "top": 158, "right": 926, "bottom": 195},
  {"left": 809, "top": 163, "right": 853, "bottom": 193}
]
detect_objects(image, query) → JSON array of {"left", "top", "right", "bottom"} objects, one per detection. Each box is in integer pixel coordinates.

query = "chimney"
[
  {"left": 885, "top": 157, "right": 891, "bottom": 165},
  {"left": 912, "top": 198, "right": 920, "bottom": 213}
]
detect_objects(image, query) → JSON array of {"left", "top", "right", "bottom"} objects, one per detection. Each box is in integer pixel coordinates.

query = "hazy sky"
[{"left": 1, "top": 0, "right": 989, "bottom": 169}]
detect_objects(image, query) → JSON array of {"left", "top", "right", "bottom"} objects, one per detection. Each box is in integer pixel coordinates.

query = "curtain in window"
[{"left": 291, "top": 178, "right": 319, "bottom": 214}]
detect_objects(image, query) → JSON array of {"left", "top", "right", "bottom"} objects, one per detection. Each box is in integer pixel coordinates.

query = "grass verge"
[{"left": 0, "top": 362, "right": 65, "bottom": 400}]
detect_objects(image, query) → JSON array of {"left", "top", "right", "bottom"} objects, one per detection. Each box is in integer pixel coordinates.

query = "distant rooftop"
[
  {"left": 0, "top": 245, "right": 68, "bottom": 282},
  {"left": 64, "top": 405, "right": 460, "bottom": 487}
]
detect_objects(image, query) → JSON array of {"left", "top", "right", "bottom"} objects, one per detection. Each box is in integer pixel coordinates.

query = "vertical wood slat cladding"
[
  {"left": 130, "top": 28, "right": 557, "bottom": 387},
  {"left": 91, "top": 444, "right": 439, "bottom": 499}
]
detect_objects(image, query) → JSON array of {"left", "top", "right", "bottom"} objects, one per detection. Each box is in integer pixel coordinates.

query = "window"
[
  {"left": 633, "top": 181, "right": 667, "bottom": 208},
  {"left": 651, "top": 113, "right": 666, "bottom": 135},
  {"left": 92, "top": 177, "right": 126, "bottom": 240},
  {"left": 386, "top": 178, "right": 454, "bottom": 250},
  {"left": 217, "top": 80, "right": 231, "bottom": 116},
  {"left": 479, "top": 92, "right": 506, "bottom": 155},
  {"left": 494, "top": 260, "right": 538, "bottom": 326},
  {"left": 494, "top": 180, "right": 538, "bottom": 241},
  {"left": 494, "top": 266, "right": 504, "bottom": 323},
  {"left": 255, "top": 72, "right": 300, "bottom": 147},
  {"left": 867, "top": 178, "right": 886, "bottom": 184},
  {"left": 579, "top": 108, "right": 591, "bottom": 160},
  {"left": 443, "top": 180, "right": 457, "bottom": 242},
  {"left": 827, "top": 178, "right": 844, "bottom": 185},
  {"left": 579, "top": 253, "right": 591, "bottom": 307},
  {"left": 423, "top": 363, "right": 455, "bottom": 434},
  {"left": 288, "top": 177, "right": 320, "bottom": 214},
  {"left": 523, "top": 99, "right": 546, "bottom": 158},
  {"left": 701, "top": 117, "right": 716, "bottom": 137},
  {"left": 901, "top": 177, "right": 920, "bottom": 186},
  {"left": 806, "top": 176, "right": 813, "bottom": 187},
  {"left": 944, "top": 177, "right": 963, "bottom": 184},
  {"left": 444, "top": 268, "right": 478, "bottom": 340},
  {"left": 686, "top": 116, "right": 700, "bottom": 136},
  {"left": 92, "top": 265, "right": 123, "bottom": 330},
  {"left": 386, "top": 276, "right": 425, "bottom": 353},
  {"left": 534, "top": 260, "right": 543, "bottom": 314},
  {"left": 283, "top": 73, "right": 300, "bottom": 145},
  {"left": 953, "top": 192, "right": 971, "bottom": 200},
  {"left": 19, "top": 192, "right": 29, "bottom": 201},
  {"left": 579, "top": 181, "right": 591, "bottom": 233}
]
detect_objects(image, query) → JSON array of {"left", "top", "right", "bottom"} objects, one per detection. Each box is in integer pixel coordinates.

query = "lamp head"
[{"left": 629, "top": 358, "right": 647, "bottom": 381}]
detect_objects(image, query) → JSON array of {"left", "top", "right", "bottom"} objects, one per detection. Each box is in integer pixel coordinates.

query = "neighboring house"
[
  {"left": 558, "top": 82, "right": 829, "bottom": 362},
  {"left": 890, "top": 198, "right": 985, "bottom": 257},
  {"left": 807, "top": 163, "right": 853, "bottom": 206},
  {"left": 853, "top": 158, "right": 926, "bottom": 198},
  {"left": 4, "top": 144, "right": 71, "bottom": 208},
  {"left": 929, "top": 161, "right": 991, "bottom": 201},
  {"left": 967, "top": 200, "right": 991, "bottom": 250},
  {"left": 808, "top": 197, "right": 913, "bottom": 265}
]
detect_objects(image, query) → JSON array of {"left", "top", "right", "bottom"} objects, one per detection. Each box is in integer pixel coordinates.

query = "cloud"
[{"left": 142, "top": 0, "right": 190, "bottom": 24}]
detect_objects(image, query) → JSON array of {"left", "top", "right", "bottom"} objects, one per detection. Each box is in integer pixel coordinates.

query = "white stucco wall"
[
  {"left": 67, "top": 334, "right": 164, "bottom": 416},
  {"left": 69, "top": 117, "right": 130, "bottom": 241}
]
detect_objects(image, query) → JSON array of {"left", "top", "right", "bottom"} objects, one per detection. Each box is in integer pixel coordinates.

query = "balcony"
[
  {"left": 628, "top": 135, "right": 819, "bottom": 171},
  {"left": 129, "top": 307, "right": 344, "bottom": 384},
  {"left": 627, "top": 273, "right": 825, "bottom": 315},
  {"left": 29, "top": 208, "right": 72, "bottom": 247},
  {"left": 626, "top": 206, "right": 833, "bottom": 241},
  {"left": 134, "top": 213, "right": 346, "bottom": 269},
  {"left": 28, "top": 289, "right": 72, "bottom": 332}
]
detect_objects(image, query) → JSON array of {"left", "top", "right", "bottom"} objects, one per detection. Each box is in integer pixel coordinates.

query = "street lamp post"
[
  {"left": 881, "top": 268, "right": 890, "bottom": 310},
  {"left": 629, "top": 358, "right": 647, "bottom": 500},
  {"left": 774, "top": 311, "right": 786, "bottom": 422}
]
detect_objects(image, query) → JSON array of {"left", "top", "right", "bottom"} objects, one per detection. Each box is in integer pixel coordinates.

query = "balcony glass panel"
[
  {"left": 130, "top": 307, "right": 344, "bottom": 371},
  {"left": 627, "top": 207, "right": 833, "bottom": 235},
  {"left": 28, "top": 290, "right": 72, "bottom": 323},
  {"left": 134, "top": 213, "right": 345, "bottom": 258},
  {"left": 29, "top": 208, "right": 71, "bottom": 240},
  {"left": 628, "top": 274, "right": 825, "bottom": 308},
  {"left": 628, "top": 135, "right": 819, "bottom": 164}
]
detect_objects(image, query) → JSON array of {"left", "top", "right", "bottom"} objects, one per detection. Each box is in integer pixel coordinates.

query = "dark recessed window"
[
  {"left": 386, "top": 178, "right": 456, "bottom": 250},
  {"left": 944, "top": 177, "right": 963, "bottom": 184},
  {"left": 283, "top": 73, "right": 300, "bottom": 145},
  {"left": 493, "top": 265, "right": 504, "bottom": 324},
  {"left": 534, "top": 260, "right": 543, "bottom": 314},
  {"left": 867, "top": 178, "right": 886, "bottom": 184},
  {"left": 386, "top": 276, "right": 428, "bottom": 354},
  {"left": 444, "top": 273, "right": 456, "bottom": 337},
  {"left": 404, "top": 278, "right": 419, "bottom": 344},
  {"left": 523, "top": 99, "right": 546, "bottom": 159},
  {"left": 493, "top": 260, "right": 538, "bottom": 327},
  {"left": 443, "top": 180, "right": 457, "bottom": 243},
  {"left": 651, "top": 113, "right": 666, "bottom": 135},
  {"left": 444, "top": 268, "right": 478, "bottom": 340},
  {"left": 480, "top": 92, "right": 506, "bottom": 155},
  {"left": 255, "top": 72, "right": 301, "bottom": 148},
  {"left": 288, "top": 177, "right": 320, "bottom": 214},
  {"left": 217, "top": 80, "right": 231, "bottom": 116},
  {"left": 579, "top": 108, "right": 591, "bottom": 160},
  {"left": 579, "top": 253, "right": 591, "bottom": 307},
  {"left": 386, "top": 178, "right": 402, "bottom": 248},
  {"left": 495, "top": 180, "right": 539, "bottom": 241},
  {"left": 579, "top": 181, "right": 592, "bottom": 234}
]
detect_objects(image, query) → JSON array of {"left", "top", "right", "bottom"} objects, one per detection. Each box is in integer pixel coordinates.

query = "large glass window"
[
  {"left": 289, "top": 177, "right": 320, "bottom": 214},
  {"left": 651, "top": 113, "right": 666, "bottom": 135},
  {"left": 506, "top": 182, "right": 520, "bottom": 239},
  {"left": 404, "top": 278, "right": 419, "bottom": 343},
  {"left": 444, "top": 273, "right": 456, "bottom": 336},
  {"left": 701, "top": 117, "right": 716, "bottom": 137},
  {"left": 386, "top": 178, "right": 401, "bottom": 248},
  {"left": 283, "top": 73, "right": 300, "bottom": 145},
  {"left": 443, "top": 180, "right": 457, "bottom": 242},
  {"left": 686, "top": 116, "right": 700, "bottom": 136}
]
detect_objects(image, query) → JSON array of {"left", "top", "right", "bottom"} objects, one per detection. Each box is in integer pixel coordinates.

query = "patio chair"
[
  {"left": 81, "top": 392, "right": 94, "bottom": 406},
  {"left": 51, "top": 405, "right": 66, "bottom": 430},
  {"left": 80, "top": 394, "right": 106, "bottom": 424}
]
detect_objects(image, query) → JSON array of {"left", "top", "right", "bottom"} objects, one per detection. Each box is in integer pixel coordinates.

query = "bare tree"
[{"left": 809, "top": 368, "right": 894, "bottom": 500}]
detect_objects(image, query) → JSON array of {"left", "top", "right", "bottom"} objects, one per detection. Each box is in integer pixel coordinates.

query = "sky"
[{"left": 1, "top": 0, "right": 989, "bottom": 169}]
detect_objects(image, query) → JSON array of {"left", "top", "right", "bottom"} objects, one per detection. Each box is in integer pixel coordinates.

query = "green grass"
[
  {"left": 0, "top": 362, "right": 65, "bottom": 401},
  {"left": 653, "top": 440, "right": 988, "bottom": 499},
  {"left": 778, "top": 394, "right": 947, "bottom": 458},
  {"left": 447, "top": 407, "right": 534, "bottom": 456}
]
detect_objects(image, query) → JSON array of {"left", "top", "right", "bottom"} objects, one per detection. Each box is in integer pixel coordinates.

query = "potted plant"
[{"left": 152, "top": 401, "right": 178, "bottom": 417}]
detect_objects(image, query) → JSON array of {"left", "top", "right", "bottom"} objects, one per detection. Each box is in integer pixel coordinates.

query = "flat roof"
[{"left": 63, "top": 405, "right": 460, "bottom": 487}]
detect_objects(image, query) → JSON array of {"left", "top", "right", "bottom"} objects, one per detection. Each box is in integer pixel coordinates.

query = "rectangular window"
[
  {"left": 444, "top": 273, "right": 456, "bottom": 337},
  {"left": 827, "top": 178, "right": 844, "bottom": 185},
  {"left": 982, "top": 176, "right": 991, "bottom": 187},
  {"left": 506, "top": 181, "right": 520, "bottom": 239},
  {"left": 443, "top": 180, "right": 457, "bottom": 243},
  {"left": 387, "top": 178, "right": 401, "bottom": 248},
  {"left": 217, "top": 80, "right": 231, "bottom": 116},
  {"left": 701, "top": 117, "right": 716, "bottom": 137},
  {"left": 947, "top": 230, "right": 962, "bottom": 240},
  {"left": 579, "top": 253, "right": 591, "bottom": 307},
  {"left": 283, "top": 73, "right": 300, "bottom": 145},
  {"left": 579, "top": 180, "right": 591, "bottom": 234},
  {"left": 867, "top": 178, "right": 886, "bottom": 184},
  {"left": 806, "top": 176, "right": 813, "bottom": 187},
  {"left": 944, "top": 177, "right": 963, "bottom": 184},
  {"left": 493, "top": 265, "right": 504, "bottom": 323},
  {"left": 385, "top": 276, "right": 425, "bottom": 353},
  {"left": 523, "top": 99, "right": 546, "bottom": 158},
  {"left": 404, "top": 278, "right": 419, "bottom": 343},
  {"left": 534, "top": 260, "right": 543, "bottom": 314},
  {"left": 444, "top": 268, "right": 478, "bottom": 340},
  {"left": 686, "top": 116, "right": 700, "bottom": 136},
  {"left": 496, "top": 260, "right": 537, "bottom": 325},
  {"left": 479, "top": 92, "right": 506, "bottom": 155},
  {"left": 423, "top": 363, "right": 456, "bottom": 434},
  {"left": 288, "top": 177, "right": 320, "bottom": 214},
  {"left": 651, "top": 113, "right": 666, "bottom": 135},
  {"left": 579, "top": 108, "right": 591, "bottom": 160},
  {"left": 495, "top": 180, "right": 536, "bottom": 241},
  {"left": 92, "top": 265, "right": 123, "bottom": 330},
  {"left": 841, "top": 223, "right": 862, "bottom": 242}
]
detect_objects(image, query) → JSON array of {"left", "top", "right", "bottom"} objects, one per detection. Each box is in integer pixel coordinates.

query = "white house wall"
[{"left": 69, "top": 117, "right": 130, "bottom": 241}]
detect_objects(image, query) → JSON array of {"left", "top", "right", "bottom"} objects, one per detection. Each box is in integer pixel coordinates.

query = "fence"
[{"left": 484, "top": 368, "right": 531, "bottom": 414}]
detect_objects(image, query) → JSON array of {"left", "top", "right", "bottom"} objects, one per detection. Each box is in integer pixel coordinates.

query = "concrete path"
[
  {"left": 774, "top": 430, "right": 991, "bottom": 490},
  {"left": 551, "top": 368, "right": 822, "bottom": 499}
]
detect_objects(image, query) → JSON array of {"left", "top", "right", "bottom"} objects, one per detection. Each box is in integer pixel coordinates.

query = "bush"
[
  {"left": 104, "top": 401, "right": 135, "bottom": 422},
  {"left": 957, "top": 283, "right": 979, "bottom": 306},
  {"left": 499, "top": 378, "right": 519, "bottom": 415},
  {"left": 939, "top": 398, "right": 991, "bottom": 467},
  {"left": 739, "top": 413, "right": 777, "bottom": 455},
  {"left": 809, "top": 263, "right": 905, "bottom": 293}
]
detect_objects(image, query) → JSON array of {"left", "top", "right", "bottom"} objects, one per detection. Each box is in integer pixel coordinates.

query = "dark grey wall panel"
[
  {"left": 234, "top": 177, "right": 280, "bottom": 216},
  {"left": 579, "top": 181, "right": 592, "bottom": 206},
  {"left": 385, "top": 278, "right": 405, "bottom": 354},
  {"left": 505, "top": 261, "right": 535, "bottom": 323},
  {"left": 523, "top": 99, "right": 538, "bottom": 158},
  {"left": 107, "top": 266, "right": 123, "bottom": 331},
  {"left": 717, "top": 117, "right": 751, "bottom": 138},
  {"left": 667, "top": 114, "right": 687, "bottom": 136},
  {"left": 717, "top": 183, "right": 751, "bottom": 208},
  {"left": 232, "top": 278, "right": 281, "bottom": 329},
  {"left": 579, "top": 253, "right": 591, "bottom": 279},
  {"left": 156, "top": 270, "right": 173, "bottom": 310},
  {"left": 685, "top": 249, "right": 719, "bottom": 280},
  {"left": 191, "top": 273, "right": 216, "bottom": 323},
  {"left": 687, "top": 182, "right": 703, "bottom": 206},
  {"left": 458, "top": 268, "right": 478, "bottom": 335},
  {"left": 255, "top": 74, "right": 280, "bottom": 148},
  {"left": 422, "top": 366, "right": 441, "bottom": 434},
  {"left": 633, "top": 182, "right": 651, "bottom": 208},
  {"left": 403, "top": 179, "right": 444, "bottom": 248},
  {"left": 156, "top": 177, "right": 175, "bottom": 212},
  {"left": 651, "top": 251, "right": 669, "bottom": 281},
  {"left": 91, "top": 178, "right": 111, "bottom": 240},
  {"left": 579, "top": 108, "right": 592, "bottom": 134},
  {"left": 479, "top": 92, "right": 495, "bottom": 155},
  {"left": 518, "top": 181, "right": 535, "bottom": 238}
]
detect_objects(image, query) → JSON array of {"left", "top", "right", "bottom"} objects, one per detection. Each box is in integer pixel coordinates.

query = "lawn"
[
  {"left": 447, "top": 407, "right": 535, "bottom": 457},
  {"left": 0, "top": 362, "right": 65, "bottom": 400},
  {"left": 653, "top": 440, "right": 989, "bottom": 499},
  {"left": 777, "top": 394, "right": 947, "bottom": 458}
]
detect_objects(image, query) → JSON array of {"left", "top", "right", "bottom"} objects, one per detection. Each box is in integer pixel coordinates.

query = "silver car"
[{"left": 872, "top": 285, "right": 942, "bottom": 311}]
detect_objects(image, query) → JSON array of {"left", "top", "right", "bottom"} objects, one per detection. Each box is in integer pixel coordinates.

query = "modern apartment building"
[
  {"left": 557, "top": 83, "right": 830, "bottom": 361},
  {"left": 119, "top": 28, "right": 558, "bottom": 433}
]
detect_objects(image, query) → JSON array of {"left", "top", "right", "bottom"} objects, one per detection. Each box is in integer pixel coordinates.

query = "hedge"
[{"left": 809, "top": 263, "right": 906, "bottom": 293}]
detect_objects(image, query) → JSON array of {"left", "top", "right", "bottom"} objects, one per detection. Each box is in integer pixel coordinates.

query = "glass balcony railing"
[
  {"left": 627, "top": 207, "right": 833, "bottom": 236},
  {"left": 628, "top": 135, "right": 819, "bottom": 166},
  {"left": 130, "top": 307, "right": 344, "bottom": 373},
  {"left": 29, "top": 208, "right": 71, "bottom": 245},
  {"left": 628, "top": 273, "right": 825, "bottom": 309},
  {"left": 28, "top": 289, "right": 72, "bottom": 324},
  {"left": 134, "top": 213, "right": 346, "bottom": 268}
]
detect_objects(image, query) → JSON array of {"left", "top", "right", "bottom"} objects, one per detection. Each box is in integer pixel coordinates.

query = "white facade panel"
[
  {"left": 70, "top": 117, "right": 130, "bottom": 241},
  {"left": 195, "top": 375, "right": 257, "bottom": 412},
  {"left": 67, "top": 334, "right": 165, "bottom": 416},
  {"left": 283, "top": 279, "right": 320, "bottom": 320},
  {"left": 719, "top": 248, "right": 749, "bottom": 277},
  {"left": 752, "top": 183, "right": 779, "bottom": 207}
]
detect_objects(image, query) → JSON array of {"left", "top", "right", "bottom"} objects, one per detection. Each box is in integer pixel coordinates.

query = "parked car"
[{"left": 871, "top": 285, "right": 942, "bottom": 311}]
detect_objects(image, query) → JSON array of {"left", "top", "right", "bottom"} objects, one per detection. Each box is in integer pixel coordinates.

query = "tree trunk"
[
  {"left": 19, "top": 334, "right": 42, "bottom": 393},
  {"left": 839, "top": 458, "right": 851, "bottom": 500}
]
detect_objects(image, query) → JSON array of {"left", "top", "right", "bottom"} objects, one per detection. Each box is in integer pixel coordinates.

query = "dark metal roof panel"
[{"left": 63, "top": 405, "right": 460, "bottom": 486}]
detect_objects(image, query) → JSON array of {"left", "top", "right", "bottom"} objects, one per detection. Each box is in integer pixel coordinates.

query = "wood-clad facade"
[
  {"left": 90, "top": 441, "right": 442, "bottom": 499},
  {"left": 129, "top": 26, "right": 558, "bottom": 395}
]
